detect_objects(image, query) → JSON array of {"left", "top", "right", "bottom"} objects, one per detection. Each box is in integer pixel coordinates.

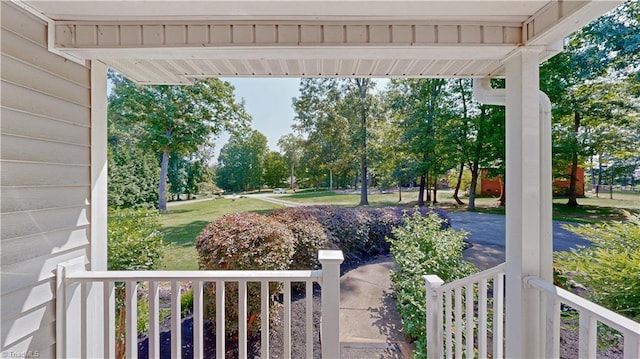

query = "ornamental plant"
[
  {"left": 268, "top": 208, "right": 329, "bottom": 269},
  {"left": 196, "top": 213, "right": 295, "bottom": 339},
  {"left": 390, "top": 211, "right": 476, "bottom": 358},
  {"left": 555, "top": 211, "right": 640, "bottom": 322},
  {"left": 107, "top": 208, "right": 165, "bottom": 359}
]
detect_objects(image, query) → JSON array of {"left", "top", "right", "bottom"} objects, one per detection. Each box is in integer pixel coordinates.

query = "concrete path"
[{"left": 339, "top": 254, "right": 414, "bottom": 358}]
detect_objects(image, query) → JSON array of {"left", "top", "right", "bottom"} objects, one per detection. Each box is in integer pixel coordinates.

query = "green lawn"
[
  {"left": 159, "top": 198, "right": 283, "bottom": 270},
  {"left": 158, "top": 189, "right": 639, "bottom": 269}
]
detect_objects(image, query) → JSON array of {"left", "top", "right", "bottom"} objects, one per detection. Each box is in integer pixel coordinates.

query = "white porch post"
[
  {"left": 88, "top": 60, "right": 110, "bottom": 357},
  {"left": 504, "top": 48, "right": 551, "bottom": 358}
]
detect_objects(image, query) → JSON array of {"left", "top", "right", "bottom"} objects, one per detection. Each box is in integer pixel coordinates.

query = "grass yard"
[
  {"left": 158, "top": 189, "right": 639, "bottom": 270},
  {"left": 159, "top": 198, "right": 283, "bottom": 270}
]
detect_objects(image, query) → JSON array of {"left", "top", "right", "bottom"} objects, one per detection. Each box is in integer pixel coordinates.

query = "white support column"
[
  {"left": 319, "top": 250, "right": 344, "bottom": 359},
  {"left": 504, "top": 48, "right": 547, "bottom": 358},
  {"left": 90, "top": 60, "right": 109, "bottom": 270},
  {"left": 88, "top": 60, "right": 109, "bottom": 358}
]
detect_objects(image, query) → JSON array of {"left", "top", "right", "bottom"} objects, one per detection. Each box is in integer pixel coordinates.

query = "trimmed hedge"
[
  {"left": 195, "top": 205, "right": 452, "bottom": 341},
  {"left": 196, "top": 213, "right": 295, "bottom": 338}
]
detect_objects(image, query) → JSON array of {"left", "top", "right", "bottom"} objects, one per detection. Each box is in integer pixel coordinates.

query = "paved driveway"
[{"left": 448, "top": 212, "right": 592, "bottom": 269}]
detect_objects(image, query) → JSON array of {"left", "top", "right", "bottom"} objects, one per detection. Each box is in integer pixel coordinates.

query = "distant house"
[{"left": 479, "top": 167, "right": 585, "bottom": 197}]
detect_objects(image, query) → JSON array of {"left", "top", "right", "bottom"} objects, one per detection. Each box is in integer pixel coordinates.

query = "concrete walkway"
[
  {"left": 340, "top": 254, "right": 413, "bottom": 358},
  {"left": 338, "top": 212, "right": 591, "bottom": 357}
]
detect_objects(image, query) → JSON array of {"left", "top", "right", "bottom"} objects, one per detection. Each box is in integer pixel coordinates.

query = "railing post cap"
[
  {"left": 424, "top": 274, "right": 445, "bottom": 286},
  {"left": 318, "top": 250, "right": 344, "bottom": 264}
]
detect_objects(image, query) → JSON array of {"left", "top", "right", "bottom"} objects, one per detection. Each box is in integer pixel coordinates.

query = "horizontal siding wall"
[{"left": 0, "top": 2, "right": 91, "bottom": 356}]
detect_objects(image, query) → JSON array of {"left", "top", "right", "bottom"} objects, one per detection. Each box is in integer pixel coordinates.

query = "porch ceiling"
[{"left": 20, "top": 0, "right": 622, "bottom": 83}]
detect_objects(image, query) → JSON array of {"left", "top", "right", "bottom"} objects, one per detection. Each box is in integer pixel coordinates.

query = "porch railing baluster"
[
  {"left": 261, "top": 280, "right": 270, "bottom": 358},
  {"left": 125, "top": 281, "right": 138, "bottom": 359},
  {"left": 193, "top": 281, "right": 204, "bottom": 359},
  {"left": 216, "top": 279, "right": 226, "bottom": 359},
  {"left": 238, "top": 280, "right": 247, "bottom": 359},
  {"left": 149, "top": 280, "right": 160, "bottom": 359},
  {"left": 465, "top": 284, "right": 474, "bottom": 359},
  {"left": 171, "top": 281, "right": 182, "bottom": 359},
  {"left": 55, "top": 251, "right": 342, "bottom": 359}
]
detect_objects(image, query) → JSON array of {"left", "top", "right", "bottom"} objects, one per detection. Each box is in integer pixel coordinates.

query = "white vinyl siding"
[{"left": 1, "top": 2, "right": 91, "bottom": 356}]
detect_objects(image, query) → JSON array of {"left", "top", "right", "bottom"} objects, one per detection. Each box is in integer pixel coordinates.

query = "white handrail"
[
  {"left": 66, "top": 269, "right": 322, "bottom": 281},
  {"left": 526, "top": 275, "right": 640, "bottom": 359},
  {"left": 56, "top": 251, "right": 343, "bottom": 359},
  {"left": 525, "top": 275, "right": 640, "bottom": 334},
  {"left": 437, "top": 263, "right": 505, "bottom": 292}
]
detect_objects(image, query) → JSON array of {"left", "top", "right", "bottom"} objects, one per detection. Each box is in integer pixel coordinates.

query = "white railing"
[
  {"left": 525, "top": 275, "right": 640, "bottom": 359},
  {"left": 424, "top": 263, "right": 506, "bottom": 359},
  {"left": 56, "top": 250, "right": 344, "bottom": 359}
]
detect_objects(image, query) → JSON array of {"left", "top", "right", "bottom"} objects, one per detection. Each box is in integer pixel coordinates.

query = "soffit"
[{"left": 20, "top": 0, "right": 622, "bottom": 83}]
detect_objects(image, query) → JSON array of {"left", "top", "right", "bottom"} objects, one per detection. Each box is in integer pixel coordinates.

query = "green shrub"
[
  {"left": 107, "top": 208, "right": 165, "bottom": 358},
  {"left": 268, "top": 208, "right": 329, "bottom": 269},
  {"left": 196, "top": 213, "right": 295, "bottom": 339},
  {"left": 286, "top": 206, "right": 370, "bottom": 260},
  {"left": 181, "top": 289, "right": 194, "bottom": 316},
  {"left": 107, "top": 208, "right": 165, "bottom": 271},
  {"left": 555, "top": 211, "right": 640, "bottom": 322},
  {"left": 390, "top": 211, "right": 477, "bottom": 358}
]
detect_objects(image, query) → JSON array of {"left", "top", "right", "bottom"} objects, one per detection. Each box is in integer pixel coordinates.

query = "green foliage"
[
  {"left": 107, "top": 208, "right": 165, "bottom": 271},
  {"left": 390, "top": 212, "right": 477, "bottom": 358},
  {"left": 108, "top": 70, "right": 250, "bottom": 211},
  {"left": 196, "top": 213, "right": 295, "bottom": 338},
  {"left": 108, "top": 145, "right": 159, "bottom": 209},
  {"left": 262, "top": 151, "right": 289, "bottom": 188},
  {"left": 555, "top": 211, "right": 640, "bottom": 321},
  {"left": 216, "top": 129, "right": 268, "bottom": 192},
  {"left": 268, "top": 208, "right": 329, "bottom": 269},
  {"left": 181, "top": 289, "right": 194, "bottom": 316}
]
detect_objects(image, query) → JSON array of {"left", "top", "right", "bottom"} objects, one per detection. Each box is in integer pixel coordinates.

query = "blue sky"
[
  {"left": 215, "top": 78, "right": 389, "bottom": 162},
  {"left": 218, "top": 78, "right": 300, "bottom": 157}
]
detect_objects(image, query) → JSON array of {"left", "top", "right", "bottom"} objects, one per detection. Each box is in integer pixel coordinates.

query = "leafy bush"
[
  {"left": 287, "top": 206, "right": 370, "bottom": 260},
  {"left": 269, "top": 205, "right": 451, "bottom": 266},
  {"left": 107, "top": 208, "right": 165, "bottom": 359},
  {"left": 108, "top": 145, "right": 159, "bottom": 209},
  {"left": 196, "top": 213, "right": 295, "bottom": 338},
  {"left": 108, "top": 208, "right": 165, "bottom": 271},
  {"left": 390, "top": 211, "right": 476, "bottom": 358},
  {"left": 555, "top": 211, "right": 640, "bottom": 322},
  {"left": 268, "top": 208, "right": 329, "bottom": 269}
]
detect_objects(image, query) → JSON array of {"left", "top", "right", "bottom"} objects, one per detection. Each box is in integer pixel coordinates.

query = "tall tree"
[
  {"left": 262, "top": 151, "right": 289, "bottom": 188},
  {"left": 386, "top": 79, "right": 451, "bottom": 206},
  {"left": 216, "top": 129, "right": 268, "bottom": 192},
  {"left": 348, "top": 78, "right": 376, "bottom": 205},
  {"left": 277, "top": 133, "right": 304, "bottom": 189},
  {"left": 541, "top": 0, "right": 639, "bottom": 207},
  {"left": 108, "top": 71, "right": 249, "bottom": 212},
  {"left": 292, "top": 78, "right": 355, "bottom": 190}
]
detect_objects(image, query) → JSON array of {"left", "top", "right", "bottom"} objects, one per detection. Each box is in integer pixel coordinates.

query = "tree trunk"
[
  {"left": 453, "top": 162, "right": 465, "bottom": 205},
  {"left": 498, "top": 178, "right": 506, "bottom": 206},
  {"left": 357, "top": 78, "right": 369, "bottom": 206},
  {"left": 290, "top": 164, "right": 295, "bottom": 189},
  {"left": 398, "top": 182, "right": 402, "bottom": 202},
  {"left": 418, "top": 175, "right": 426, "bottom": 207},
  {"left": 432, "top": 177, "right": 438, "bottom": 204},
  {"left": 426, "top": 173, "right": 431, "bottom": 203},
  {"left": 567, "top": 111, "right": 581, "bottom": 207},
  {"left": 330, "top": 169, "right": 333, "bottom": 191},
  {"left": 468, "top": 162, "right": 479, "bottom": 211},
  {"left": 158, "top": 146, "right": 170, "bottom": 212}
]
